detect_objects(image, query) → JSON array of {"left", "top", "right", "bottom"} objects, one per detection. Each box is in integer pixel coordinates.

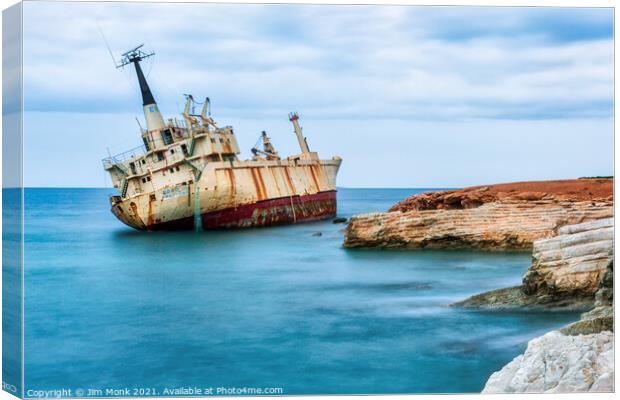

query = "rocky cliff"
[
  {"left": 560, "top": 262, "right": 613, "bottom": 336},
  {"left": 454, "top": 218, "right": 614, "bottom": 310},
  {"left": 344, "top": 200, "right": 611, "bottom": 250},
  {"left": 523, "top": 217, "right": 613, "bottom": 298},
  {"left": 344, "top": 179, "right": 612, "bottom": 251}
]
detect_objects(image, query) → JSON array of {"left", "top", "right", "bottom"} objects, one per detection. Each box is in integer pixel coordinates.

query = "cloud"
[{"left": 22, "top": 2, "right": 613, "bottom": 121}]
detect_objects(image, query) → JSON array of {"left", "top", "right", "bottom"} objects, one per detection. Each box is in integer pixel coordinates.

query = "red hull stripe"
[{"left": 148, "top": 190, "right": 337, "bottom": 231}]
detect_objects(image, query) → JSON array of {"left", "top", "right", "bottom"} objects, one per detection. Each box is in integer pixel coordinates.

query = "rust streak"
[
  {"left": 315, "top": 164, "right": 326, "bottom": 187},
  {"left": 226, "top": 169, "right": 235, "bottom": 197},
  {"left": 283, "top": 166, "right": 296, "bottom": 196},
  {"left": 250, "top": 168, "right": 265, "bottom": 201},
  {"left": 309, "top": 165, "right": 320, "bottom": 192},
  {"left": 147, "top": 197, "right": 154, "bottom": 226},
  {"left": 256, "top": 168, "right": 268, "bottom": 200}
]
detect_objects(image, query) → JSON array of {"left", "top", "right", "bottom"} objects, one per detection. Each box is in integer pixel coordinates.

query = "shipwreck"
[{"left": 103, "top": 45, "right": 342, "bottom": 230}]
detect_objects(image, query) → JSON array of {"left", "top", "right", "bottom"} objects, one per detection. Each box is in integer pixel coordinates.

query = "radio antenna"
[
  {"left": 116, "top": 44, "right": 154, "bottom": 68},
  {"left": 96, "top": 21, "right": 117, "bottom": 69}
]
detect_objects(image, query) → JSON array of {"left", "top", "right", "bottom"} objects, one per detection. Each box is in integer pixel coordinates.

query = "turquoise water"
[{"left": 23, "top": 188, "right": 580, "bottom": 395}]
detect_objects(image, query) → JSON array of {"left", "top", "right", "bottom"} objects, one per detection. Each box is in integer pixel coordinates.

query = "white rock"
[
  {"left": 526, "top": 218, "right": 613, "bottom": 296},
  {"left": 482, "top": 331, "right": 614, "bottom": 393},
  {"left": 558, "top": 217, "right": 613, "bottom": 235}
]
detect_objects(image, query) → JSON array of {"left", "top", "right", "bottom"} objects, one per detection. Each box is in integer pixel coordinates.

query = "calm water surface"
[{"left": 24, "top": 188, "right": 580, "bottom": 395}]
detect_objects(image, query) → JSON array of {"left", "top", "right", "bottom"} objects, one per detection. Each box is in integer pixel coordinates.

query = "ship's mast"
[
  {"left": 117, "top": 44, "right": 166, "bottom": 132},
  {"left": 288, "top": 112, "right": 310, "bottom": 154}
]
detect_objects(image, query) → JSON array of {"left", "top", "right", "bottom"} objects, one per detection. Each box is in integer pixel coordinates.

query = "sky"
[{"left": 18, "top": 1, "right": 614, "bottom": 188}]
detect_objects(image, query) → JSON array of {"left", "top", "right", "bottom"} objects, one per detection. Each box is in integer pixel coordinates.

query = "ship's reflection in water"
[{"left": 23, "top": 188, "right": 580, "bottom": 394}]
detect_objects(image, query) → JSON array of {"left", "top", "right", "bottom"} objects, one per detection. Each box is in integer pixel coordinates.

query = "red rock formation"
[{"left": 389, "top": 179, "right": 613, "bottom": 212}]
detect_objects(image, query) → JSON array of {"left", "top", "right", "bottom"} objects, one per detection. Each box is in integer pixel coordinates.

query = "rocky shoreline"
[
  {"left": 453, "top": 217, "right": 613, "bottom": 311},
  {"left": 467, "top": 214, "right": 614, "bottom": 393},
  {"left": 481, "top": 258, "right": 614, "bottom": 393},
  {"left": 343, "top": 179, "right": 614, "bottom": 393}
]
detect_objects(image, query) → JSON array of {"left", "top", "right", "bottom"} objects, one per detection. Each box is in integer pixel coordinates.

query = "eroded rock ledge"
[
  {"left": 454, "top": 218, "right": 613, "bottom": 310},
  {"left": 344, "top": 201, "right": 611, "bottom": 250},
  {"left": 344, "top": 179, "right": 612, "bottom": 251},
  {"left": 523, "top": 217, "right": 613, "bottom": 298}
]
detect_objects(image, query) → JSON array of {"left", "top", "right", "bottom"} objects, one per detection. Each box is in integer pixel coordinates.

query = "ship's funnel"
[{"left": 117, "top": 45, "right": 165, "bottom": 132}]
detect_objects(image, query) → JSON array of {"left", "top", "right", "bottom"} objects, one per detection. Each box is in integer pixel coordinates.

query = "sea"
[{"left": 21, "top": 188, "right": 581, "bottom": 395}]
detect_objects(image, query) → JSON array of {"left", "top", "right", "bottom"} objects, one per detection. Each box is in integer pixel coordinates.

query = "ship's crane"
[
  {"left": 182, "top": 94, "right": 199, "bottom": 131},
  {"left": 251, "top": 131, "right": 280, "bottom": 160},
  {"left": 183, "top": 95, "right": 217, "bottom": 132},
  {"left": 200, "top": 97, "right": 217, "bottom": 128}
]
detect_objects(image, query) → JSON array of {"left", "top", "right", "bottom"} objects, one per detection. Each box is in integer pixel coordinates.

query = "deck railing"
[
  {"left": 102, "top": 123, "right": 231, "bottom": 171},
  {"left": 102, "top": 145, "right": 146, "bottom": 169}
]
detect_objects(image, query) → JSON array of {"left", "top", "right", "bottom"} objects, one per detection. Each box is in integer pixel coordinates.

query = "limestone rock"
[
  {"left": 560, "top": 260, "right": 614, "bottom": 336},
  {"left": 344, "top": 200, "right": 612, "bottom": 250},
  {"left": 595, "top": 260, "right": 614, "bottom": 307},
  {"left": 452, "top": 286, "right": 593, "bottom": 311},
  {"left": 481, "top": 253, "right": 615, "bottom": 393},
  {"left": 482, "top": 331, "right": 614, "bottom": 393},
  {"left": 522, "top": 218, "right": 613, "bottom": 298},
  {"left": 453, "top": 220, "right": 613, "bottom": 310},
  {"left": 560, "top": 307, "right": 613, "bottom": 336},
  {"left": 347, "top": 179, "right": 613, "bottom": 251}
]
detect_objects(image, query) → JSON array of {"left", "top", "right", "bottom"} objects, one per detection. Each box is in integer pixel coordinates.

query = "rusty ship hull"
[
  {"left": 109, "top": 157, "right": 341, "bottom": 231},
  {"left": 120, "top": 191, "right": 336, "bottom": 231}
]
